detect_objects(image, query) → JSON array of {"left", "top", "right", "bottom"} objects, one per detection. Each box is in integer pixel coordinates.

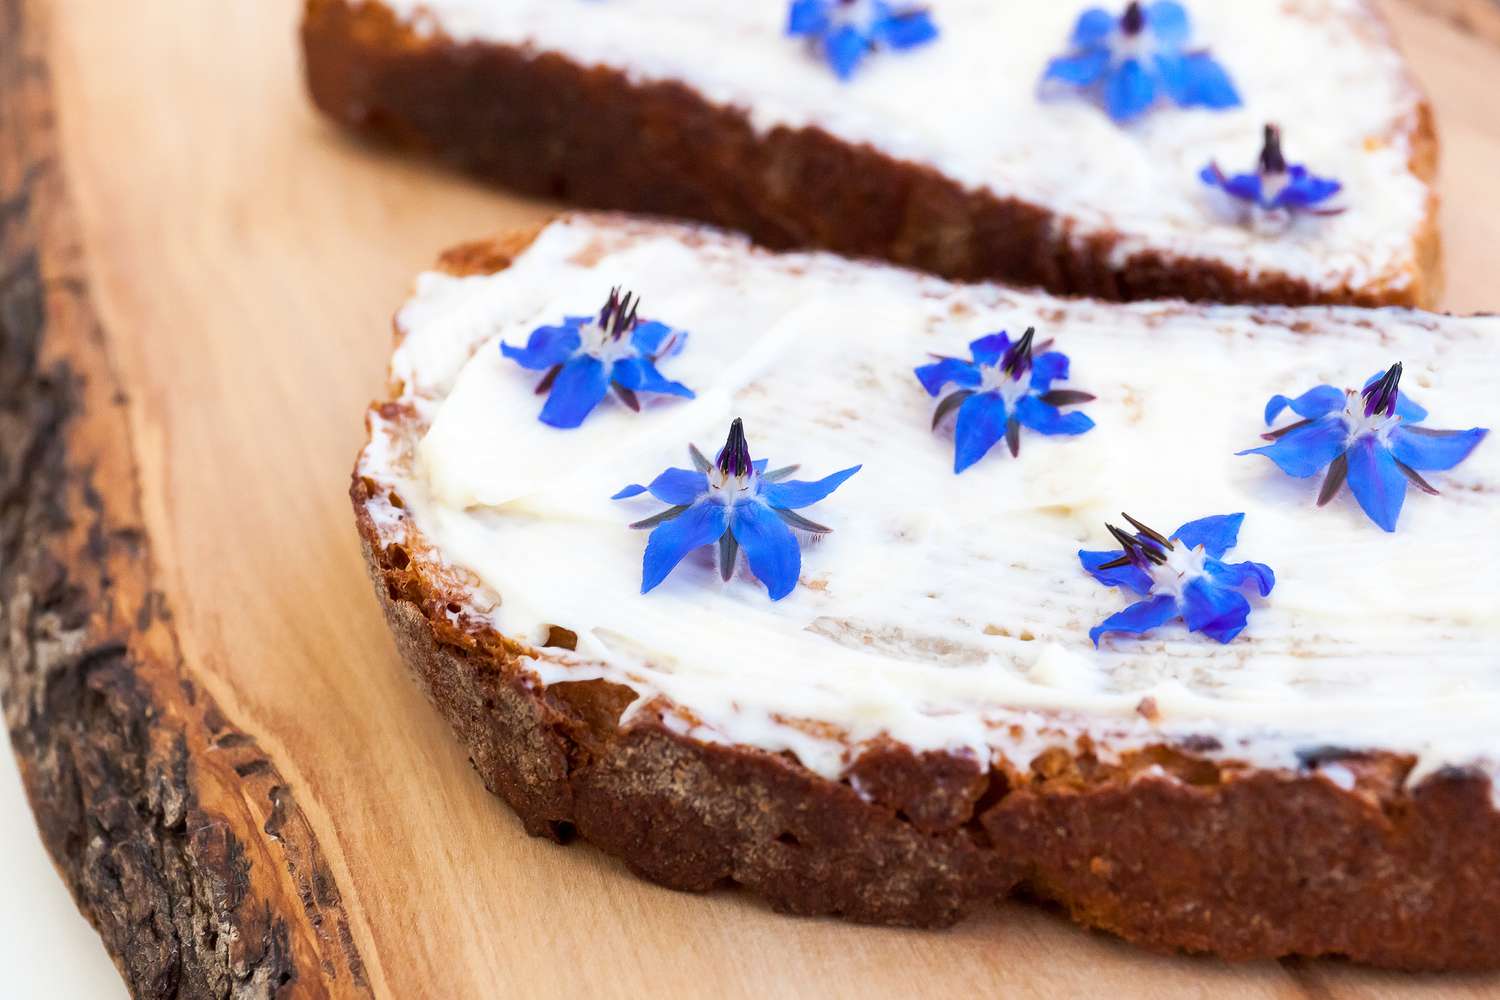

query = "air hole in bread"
[
  {"left": 385, "top": 543, "right": 410, "bottom": 569},
  {"left": 775, "top": 831, "right": 801, "bottom": 847}
]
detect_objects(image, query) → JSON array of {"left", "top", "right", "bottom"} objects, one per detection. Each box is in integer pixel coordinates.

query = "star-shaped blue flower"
[
  {"left": 501, "top": 287, "right": 693, "bottom": 429},
  {"left": 613, "top": 418, "right": 861, "bottom": 601},
  {"left": 1201, "top": 124, "right": 1342, "bottom": 216},
  {"left": 914, "top": 327, "right": 1095, "bottom": 474},
  {"left": 786, "top": 0, "right": 938, "bottom": 80},
  {"left": 1238, "top": 363, "right": 1488, "bottom": 532},
  {"left": 1041, "top": 1, "right": 1240, "bottom": 123},
  {"left": 1081, "top": 513, "right": 1275, "bottom": 646}
]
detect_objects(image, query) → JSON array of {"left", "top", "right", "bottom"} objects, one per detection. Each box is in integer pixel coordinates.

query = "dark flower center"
[
  {"left": 717, "top": 417, "right": 753, "bottom": 478},
  {"left": 1099, "top": 513, "right": 1174, "bottom": 570},
  {"left": 1121, "top": 2, "right": 1146, "bottom": 35},
  {"left": 999, "top": 326, "right": 1037, "bottom": 381},
  {"left": 1258, "top": 124, "right": 1287, "bottom": 176},
  {"left": 598, "top": 286, "right": 641, "bottom": 342},
  {"left": 1361, "top": 362, "right": 1403, "bottom": 419}
]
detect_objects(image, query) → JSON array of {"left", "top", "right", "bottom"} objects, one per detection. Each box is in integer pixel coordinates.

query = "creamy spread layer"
[
  {"left": 362, "top": 216, "right": 1499, "bottom": 787},
  {"left": 374, "top": 0, "right": 1430, "bottom": 295}
]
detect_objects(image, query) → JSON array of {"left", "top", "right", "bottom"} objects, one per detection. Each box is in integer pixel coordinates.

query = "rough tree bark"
[{"left": 0, "top": 1, "right": 368, "bottom": 996}]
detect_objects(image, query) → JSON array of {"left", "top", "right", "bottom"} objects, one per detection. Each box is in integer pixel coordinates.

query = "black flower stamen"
[
  {"left": 1121, "top": 1, "right": 1145, "bottom": 35},
  {"left": 1258, "top": 123, "right": 1287, "bottom": 175},
  {"left": 1098, "top": 515, "right": 1171, "bottom": 570},
  {"left": 717, "top": 417, "right": 753, "bottom": 478},
  {"left": 599, "top": 286, "right": 641, "bottom": 341},
  {"left": 1121, "top": 512, "right": 1175, "bottom": 551},
  {"left": 1361, "top": 362, "right": 1403, "bottom": 419},
  {"left": 1000, "top": 326, "right": 1037, "bottom": 380}
]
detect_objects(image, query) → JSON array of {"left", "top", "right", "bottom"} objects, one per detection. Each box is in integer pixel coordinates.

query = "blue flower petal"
[
  {"left": 539, "top": 356, "right": 611, "bottom": 429},
  {"left": 641, "top": 501, "right": 729, "bottom": 594},
  {"left": 1389, "top": 425, "right": 1488, "bottom": 472},
  {"left": 611, "top": 357, "right": 695, "bottom": 399},
  {"left": 1345, "top": 435, "right": 1407, "bottom": 532},
  {"left": 1146, "top": 1, "right": 1191, "bottom": 45},
  {"left": 645, "top": 467, "right": 707, "bottom": 506},
  {"left": 1181, "top": 578, "right": 1252, "bottom": 643},
  {"left": 1153, "top": 52, "right": 1193, "bottom": 104},
  {"left": 1170, "top": 512, "right": 1244, "bottom": 559},
  {"left": 500, "top": 323, "right": 581, "bottom": 370},
  {"left": 731, "top": 501, "right": 803, "bottom": 601},
  {"left": 1089, "top": 594, "right": 1179, "bottom": 647},
  {"left": 825, "top": 24, "right": 868, "bottom": 80},
  {"left": 1205, "top": 557, "right": 1276, "bottom": 597},
  {"left": 968, "top": 332, "right": 1011, "bottom": 366},
  {"left": 629, "top": 320, "right": 684, "bottom": 357},
  {"left": 787, "top": 0, "right": 828, "bottom": 35},
  {"left": 1015, "top": 396, "right": 1095, "bottom": 436},
  {"left": 1264, "top": 385, "right": 1345, "bottom": 425},
  {"left": 1175, "top": 52, "right": 1241, "bottom": 109},
  {"left": 1072, "top": 8, "right": 1116, "bottom": 46},
  {"left": 1237, "top": 414, "right": 1348, "bottom": 478},
  {"left": 612, "top": 484, "right": 649, "bottom": 500},
  {"left": 1106, "top": 58, "right": 1157, "bottom": 122},
  {"left": 914, "top": 357, "right": 982, "bottom": 396},
  {"left": 878, "top": 9, "right": 938, "bottom": 49},
  {"left": 760, "top": 465, "right": 861, "bottom": 510},
  {"left": 1044, "top": 49, "right": 1111, "bottom": 86},
  {"left": 1205, "top": 168, "right": 1264, "bottom": 203},
  {"left": 1029, "top": 350, "right": 1070, "bottom": 391},
  {"left": 1275, "top": 167, "right": 1341, "bottom": 209},
  {"left": 1362, "top": 371, "right": 1428, "bottom": 423},
  {"left": 953, "top": 392, "right": 1008, "bottom": 474},
  {"left": 1079, "top": 549, "right": 1155, "bottom": 596}
]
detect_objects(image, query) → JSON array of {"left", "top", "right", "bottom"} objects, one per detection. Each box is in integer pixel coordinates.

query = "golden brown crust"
[
  {"left": 349, "top": 226, "right": 1500, "bottom": 970},
  {"left": 302, "top": 0, "right": 1440, "bottom": 308}
]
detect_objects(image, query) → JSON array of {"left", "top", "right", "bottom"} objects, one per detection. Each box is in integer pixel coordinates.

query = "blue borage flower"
[
  {"left": 1041, "top": 1, "right": 1240, "bottom": 123},
  {"left": 613, "top": 418, "right": 861, "bottom": 601},
  {"left": 501, "top": 287, "right": 693, "bottom": 429},
  {"left": 1081, "top": 512, "right": 1275, "bottom": 646},
  {"left": 915, "top": 327, "right": 1096, "bottom": 474},
  {"left": 786, "top": 0, "right": 938, "bottom": 81},
  {"left": 1201, "top": 124, "right": 1343, "bottom": 217},
  {"left": 1238, "top": 363, "right": 1488, "bottom": 532}
]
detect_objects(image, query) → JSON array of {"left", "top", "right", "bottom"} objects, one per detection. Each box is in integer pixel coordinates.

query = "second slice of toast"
[{"left": 304, "top": 0, "right": 1439, "bottom": 306}]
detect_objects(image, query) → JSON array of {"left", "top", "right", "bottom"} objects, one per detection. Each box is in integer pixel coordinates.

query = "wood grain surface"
[{"left": 3, "top": 0, "right": 1499, "bottom": 996}]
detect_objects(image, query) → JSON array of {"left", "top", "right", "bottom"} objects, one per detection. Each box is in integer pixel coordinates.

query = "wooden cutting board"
[{"left": 4, "top": 1, "right": 1500, "bottom": 996}]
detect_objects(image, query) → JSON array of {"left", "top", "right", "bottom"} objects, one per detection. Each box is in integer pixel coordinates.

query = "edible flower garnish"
[
  {"left": 786, "top": 0, "right": 938, "bottom": 80},
  {"left": 1201, "top": 124, "right": 1342, "bottom": 221},
  {"left": 613, "top": 418, "right": 861, "bottom": 600},
  {"left": 914, "top": 327, "right": 1095, "bottom": 474},
  {"left": 501, "top": 287, "right": 693, "bottom": 429},
  {"left": 1041, "top": 2, "right": 1240, "bottom": 123},
  {"left": 1081, "top": 513, "right": 1274, "bottom": 646},
  {"left": 1238, "top": 363, "right": 1488, "bottom": 532}
]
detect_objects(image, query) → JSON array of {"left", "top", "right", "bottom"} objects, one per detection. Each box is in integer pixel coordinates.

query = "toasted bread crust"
[
  {"left": 350, "top": 225, "right": 1500, "bottom": 970},
  {"left": 303, "top": 0, "right": 1440, "bottom": 307}
]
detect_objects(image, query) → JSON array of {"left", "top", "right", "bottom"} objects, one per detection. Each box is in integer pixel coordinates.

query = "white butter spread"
[
  {"left": 363, "top": 216, "right": 1499, "bottom": 788},
  {"left": 373, "top": 0, "right": 1430, "bottom": 296}
]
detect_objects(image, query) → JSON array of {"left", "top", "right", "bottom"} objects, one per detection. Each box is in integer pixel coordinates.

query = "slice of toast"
[
  {"left": 305, "top": 0, "right": 1439, "bottom": 307},
  {"left": 353, "top": 213, "right": 1499, "bottom": 969}
]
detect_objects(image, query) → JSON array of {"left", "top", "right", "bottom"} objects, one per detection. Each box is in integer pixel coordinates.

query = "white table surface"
[{"left": 0, "top": 746, "right": 127, "bottom": 998}]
